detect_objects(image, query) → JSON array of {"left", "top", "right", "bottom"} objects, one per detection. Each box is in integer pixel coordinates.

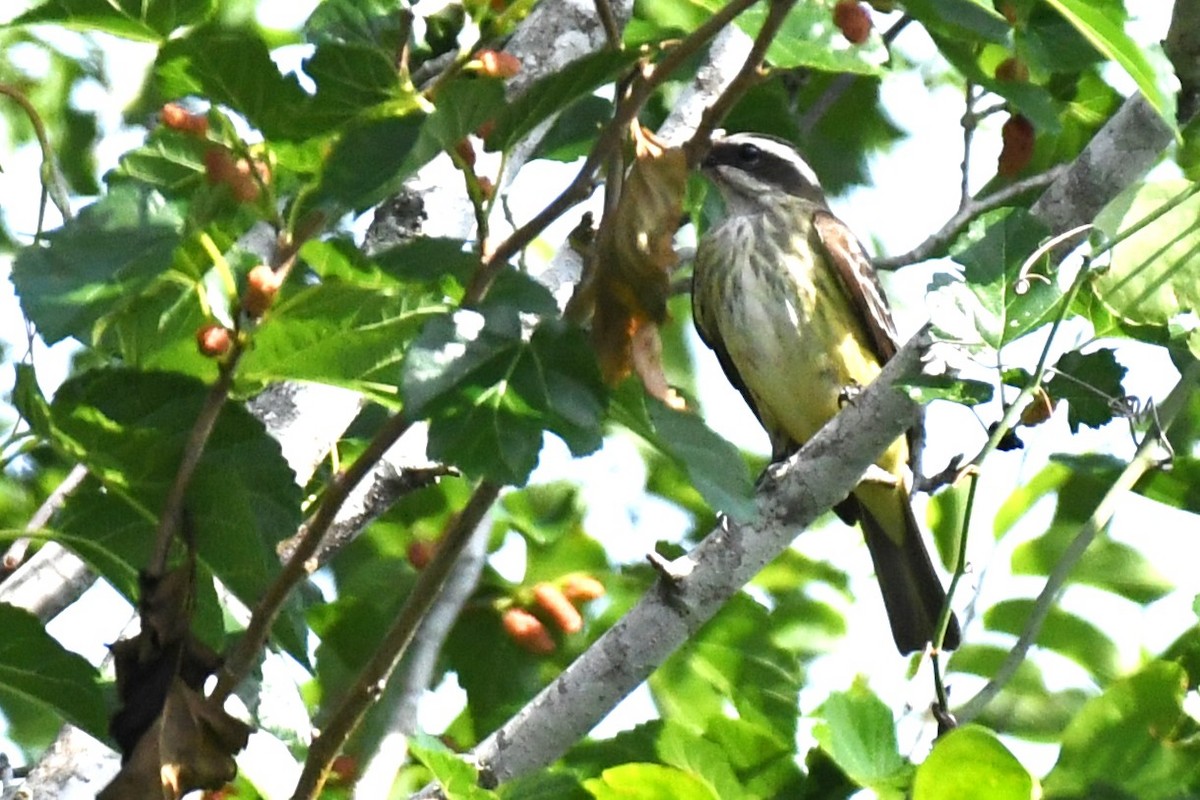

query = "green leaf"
[
  {"left": 812, "top": 678, "right": 910, "bottom": 795},
  {"left": 913, "top": 725, "right": 1037, "bottom": 800},
  {"left": 532, "top": 95, "right": 613, "bottom": 162},
  {"left": 984, "top": 599, "right": 1120, "bottom": 683},
  {"left": 155, "top": 26, "right": 312, "bottom": 141},
  {"left": 1134, "top": 456, "right": 1200, "bottom": 515},
  {"left": 11, "top": 186, "right": 184, "bottom": 346},
  {"left": 409, "top": 735, "right": 499, "bottom": 800},
  {"left": 10, "top": 0, "right": 215, "bottom": 41},
  {"left": 655, "top": 720, "right": 749, "bottom": 800},
  {"left": 12, "top": 363, "right": 53, "bottom": 438},
  {"left": 584, "top": 763, "right": 721, "bottom": 800},
  {"left": 899, "top": 374, "right": 994, "bottom": 406},
  {"left": 48, "top": 369, "right": 307, "bottom": 656},
  {"left": 651, "top": 595, "right": 802, "bottom": 745},
  {"left": 610, "top": 381, "right": 755, "bottom": 522},
  {"left": 933, "top": 208, "right": 1060, "bottom": 351},
  {"left": 301, "top": 41, "right": 410, "bottom": 131},
  {"left": 1042, "top": 0, "right": 1172, "bottom": 125},
  {"left": 239, "top": 281, "right": 447, "bottom": 406},
  {"left": 0, "top": 603, "right": 109, "bottom": 744},
  {"left": 948, "top": 643, "right": 1090, "bottom": 740},
  {"left": 303, "top": 0, "right": 407, "bottom": 48},
  {"left": 1045, "top": 661, "right": 1200, "bottom": 799},
  {"left": 1048, "top": 348, "right": 1127, "bottom": 432},
  {"left": 1091, "top": 180, "right": 1200, "bottom": 358},
  {"left": 900, "top": 0, "right": 1010, "bottom": 43},
  {"left": 1010, "top": 458, "right": 1173, "bottom": 604},
  {"left": 486, "top": 49, "right": 641, "bottom": 153},
  {"left": 107, "top": 129, "right": 207, "bottom": 196},
  {"left": 403, "top": 296, "right": 606, "bottom": 485}
]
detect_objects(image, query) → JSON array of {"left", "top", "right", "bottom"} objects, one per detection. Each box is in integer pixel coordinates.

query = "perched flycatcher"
[{"left": 692, "top": 132, "right": 961, "bottom": 654}]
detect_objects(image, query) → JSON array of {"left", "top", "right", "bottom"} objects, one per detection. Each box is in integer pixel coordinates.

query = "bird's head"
[{"left": 701, "top": 132, "right": 828, "bottom": 214}]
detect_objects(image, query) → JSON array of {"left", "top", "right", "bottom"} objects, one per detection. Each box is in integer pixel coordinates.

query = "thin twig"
[
  {"left": 0, "top": 83, "right": 73, "bottom": 223},
  {"left": 875, "top": 166, "right": 1068, "bottom": 270},
  {"left": 959, "top": 82, "right": 977, "bottom": 210},
  {"left": 798, "top": 14, "right": 913, "bottom": 136},
  {"left": 955, "top": 361, "right": 1195, "bottom": 723},
  {"left": 462, "top": 0, "right": 761, "bottom": 302},
  {"left": 594, "top": 0, "right": 622, "bottom": 49},
  {"left": 2, "top": 463, "right": 89, "bottom": 570},
  {"left": 211, "top": 412, "right": 414, "bottom": 703},
  {"left": 290, "top": 481, "right": 502, "bottom": 800},
  {"left": 686, "top": 0, "right": 799, "bottom": 164}
]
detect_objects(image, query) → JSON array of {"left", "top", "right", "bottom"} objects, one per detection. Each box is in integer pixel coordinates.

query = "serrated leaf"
[
  {"left": 485, "top": 49, "right": 641, "bottom": 153},
  {"left": 937, "top": 209, "right": 1060, "bottom": 350},
  {"left": 914, "top": 725, "right": 1036, "bottom": 800},
  {"left": 900, "top": 374, "right": 994, "bottom": 405},
  {"left": 1045, "top": 661, "right": 1200, "bottom": 799},
  {"left": 610, "top": 381, "right": 755, "bottom": 522},
  {"left": 409, "top": 735, "right": 498, "bottom": 800},
  {"left": 0, "top": 603, "right": 108, "bottom": 744},
  {"left": 11, "top": 187, "right": 184, "bottom": 346},
  {"left": 1048, "top": 348, "right": 1127, "bottom": 432},
  {"left": 901, "top": 0, "right": 1010, "bottom": 43},
  {"left": 47, "top": 370, "right": 308, "bottom": 657},
  {"left": 403, "top": 304, "right": 605, "bottom": 485},
  {"left": 813, "top": 679, "right": 910, "bottom": 795},
  {"left": 651, "top": 595, "right": 802, "bottom": 744},
  {"left": 1009, "top": 459, "right": 1173, "bottom": 603},
  {"left": 1091, "top": 180, "right": 1200, "bottom": 358},
  {"left": 302, "top": 0, "right": 407, "bottom": 47},
  {"left": 10, "top": 0, "right": 215, "bottom": 41},
  {"left": 107, "top": 129, "right": 207, "bottom": 195},
  {"left": 303, "top": 41, "right": 412, "bottom": 130},
  {"left": 1043, "top": 0, "right": 1172, "bottom": 126},
  {"left": 239, "top": 282, "right": 447, "bottom": 405},
  {"left": 984, "top": 599, "right": 1120, "bottom": 683},
  {"left": 585, "top": 763, "right": 720, "bottom": 800},
  {"left": 155, "top": 26, "right": 312, "bottom": 141}
]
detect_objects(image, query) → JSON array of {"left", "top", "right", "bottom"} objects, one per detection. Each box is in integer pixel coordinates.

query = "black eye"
[{"left": 737, "top": 142, "right": 761, "bottom": 164}]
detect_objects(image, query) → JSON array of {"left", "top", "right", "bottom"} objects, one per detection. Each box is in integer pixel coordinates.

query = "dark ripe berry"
[
  {"left": 834, "top": 1, "right": 872, "bottom": 45},
  {"left": 998, "top": 114, "right": 1035, "bottom": 177},
  {"left": 995, "top": 57, "right": 1030, "bottom": 83}
]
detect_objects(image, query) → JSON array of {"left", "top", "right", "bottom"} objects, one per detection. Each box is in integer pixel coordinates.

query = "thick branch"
[{"left": 451, "top": 330, "right": 933, "bottom": 788}]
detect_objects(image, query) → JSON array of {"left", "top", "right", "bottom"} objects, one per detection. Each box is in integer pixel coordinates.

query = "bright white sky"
[{"left": 0, "top": 1, "right": 1192, "bottom": 794}]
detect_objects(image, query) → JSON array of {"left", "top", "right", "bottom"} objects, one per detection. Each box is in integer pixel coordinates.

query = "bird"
[{"left": 691, "top": 131, "right": 961, "bottom": 654}]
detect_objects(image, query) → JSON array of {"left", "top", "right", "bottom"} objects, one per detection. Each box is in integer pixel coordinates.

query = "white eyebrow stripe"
[{"left": 719, "top": 132, "right": 824, "bottom": 190}]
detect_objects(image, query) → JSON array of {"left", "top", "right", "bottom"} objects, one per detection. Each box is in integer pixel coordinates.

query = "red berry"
[
  {"left": 995, "top": 57, "right": 1029, "bottom": 83},
  {"left": 453, "top": 138, "right": 477, "bottom": 168},
  {"left": 998, "top": 114, "right": 1035, "bottom": 177},
  {"left": 833, "top": 1, "right": 872, "bottom": 45},
  {"left": 196, "top": 324, "right": 233, "bottom": 357}
]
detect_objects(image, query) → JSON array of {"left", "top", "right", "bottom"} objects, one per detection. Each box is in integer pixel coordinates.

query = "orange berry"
[
  {"left": 196, "top": 323, "right": 233, "bottom": 357},
  {"left": 329, "top": 754, "right": 357, "bottom": 784},
  {"left": 998, "top": 114, "right": 1035, "bottom": 177},
  {"left": 994, "top": 57, "right": 1029, "bottom": 83},
  {"left": 533, "top": 582, "right": 583, "bottom": 634},
  {"left": 561, "top": 574, "right": 605, "bottom": 603},
  {"left": 242, "top": 264, "right": 281, "bottom": 317},
  {"left": 204, "top": 147, "right": 238, "bottom": 185},
  {"left": 502, "top": 608, "right": 556, "bottom": 654},
  {"left": 833, "top": 1, "right": 872, "bottom": 45},
  {"left": 476, "top": 50, "right": 521, "bottom": 79},
  {"left": 160, "top": 103, "right": 208, "bottom": 136}
]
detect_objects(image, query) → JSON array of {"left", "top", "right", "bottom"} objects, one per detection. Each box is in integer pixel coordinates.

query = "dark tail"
[{"left": 857, "top": 499, "right": 961, "bottom": 654}]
